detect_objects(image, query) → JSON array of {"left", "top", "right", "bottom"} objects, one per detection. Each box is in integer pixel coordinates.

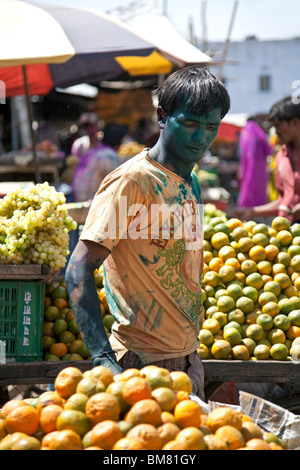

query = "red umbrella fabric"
[{"left": 0, "top": 1, "right": 155, "bottom": 97}]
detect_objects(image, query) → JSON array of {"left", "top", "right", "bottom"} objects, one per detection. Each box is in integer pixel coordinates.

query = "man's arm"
[{"left": 65, "top": 239, "right": 123, "bottom": 374}]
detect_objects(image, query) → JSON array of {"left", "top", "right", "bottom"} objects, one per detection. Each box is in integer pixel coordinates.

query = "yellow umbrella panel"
[{"left": 115, "top": 51, "right": 173, "bottom": 76}]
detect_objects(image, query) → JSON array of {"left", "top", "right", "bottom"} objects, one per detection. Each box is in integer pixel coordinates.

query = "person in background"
[
  {"left": 233, "top": 96, "right": 300, "bottom": 223},
  {"left": 237, "top": 116, "right": 271, "bottom": 207},
  {"left": 65, "top": 66, "right": 230, "bottom": 401},
  {"left": 71, "top": 112, "right": 103, "bottom": 161},
  {"left": 71, "top": 122, "right": 128, "bottom": 202}
]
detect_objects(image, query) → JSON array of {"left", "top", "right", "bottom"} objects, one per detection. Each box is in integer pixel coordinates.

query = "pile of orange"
[
  {"left": 42, "top": 282, "right": 91, "bottom": 362},
  {"left": 199, "top": 216, "right": 300, "bottom": 361},
  {"left": 0, "top": 365, "right": 288, "bottom": 450},
  {"left": 42, "top": 266, "right": 113, "bottom": 362}
]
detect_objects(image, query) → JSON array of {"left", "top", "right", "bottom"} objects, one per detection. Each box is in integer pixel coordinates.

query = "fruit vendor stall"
[{"left": 1, "top": 184, "right": 300, "bottom": 424}]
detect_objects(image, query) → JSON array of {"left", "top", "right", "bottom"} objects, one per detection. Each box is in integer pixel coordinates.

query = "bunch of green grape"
[{"left": 0, "top": 182, "right": 77, "bottom": 270}]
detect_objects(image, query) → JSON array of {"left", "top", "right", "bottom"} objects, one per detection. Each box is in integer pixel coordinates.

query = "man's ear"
[{"left": 157, "top": 107, "right": 167, "bottom": 128}]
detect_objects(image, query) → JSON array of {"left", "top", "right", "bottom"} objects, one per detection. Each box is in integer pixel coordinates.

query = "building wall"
[{"left": 207, "top": 38, "right": 300, "bottom": 115}]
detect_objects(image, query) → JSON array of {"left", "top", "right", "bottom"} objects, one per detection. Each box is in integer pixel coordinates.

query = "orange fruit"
[
  {"left": 217, "top": 295, "right": 235, "bottom": 313},
  {"left": 56, "top": 409, "right": 90, "bottom": 437},
  {"left": 41, "top": 429, "right": 82, "bottom": 450},
  {"left": 144, "top": 367, "right": 173, "bottom": 390},
  {"left": 116, "top": 368, "right": 140, "bottom": 382},
  {"left": 122, "top": 377, "right": 152, "bottom": 405},
  {"left": 5, "top": 404, "right": 39, "bottom": 436},
  {"left": 241, "top": 421, "right": 263, "bottom": 442},
  {"left": 76, "top": 376, "right": 105, "bottom": 397},
  {"left": 36, "top": 391, "right": 64, "bottom": 414},
  {"left": 262, "top": 301, "right": 280, "bottom": 317},
  {"left": 113, "top": 437, "right": 144, "bottom": 450},
  {"left": 207, "top": 406, "right": 243, "bottom": 432},
  {"left": 269, "top": 442, "right": 284, "bottom": 450},
  {"left": 0, "top": 400, "right": 29, "bottom": 419},
  {"left": 10, "top": 435, "right": 41, "bottom": 450},
  {"left": 274, "top": 273, "right": 292, "bottom": 290},
  {"left": 54, "top": 367, "right": 83, "bottom": 398},
  {"left": 211, "top": 340, "right": 232, "bottom": 359},
  {"left": 246, "top": 438, "right": 271, "bottom": 450},
  {"left": 53, "top": 297, "right": 68, "bottom": 310},
  {"left": 49, "top": 342, "right": 68, "bottom": 358},
  {"left": 89, "top": 420, "right": 123, "bottom": 450},
  {"left": 252, "top": 232, "right": 269, "bottom": 247},
  {"left": 264, "top": 280, "right": 281, "bottom": 297},
  {"left": 211, "top": 232, "right": 230, "bottom": 250},
  {"left": 151, "top": 387, "right": 177, "bottom": 412},
  {"left": 219, "top": 245, "right": 236, "bottom": 261},
  {"left": 246, "top": 324, "right": 264, "bottom": 342},
  {"left": 231, "top": 345, "right": 250, "bottom": 360},
  {"left": 225, "top": 257, "right": 241, "bottom": 271},
  {"left": 157, "top": 422, "right": 180, "bottom": 447},
  {"left": 227, "top": 218, "right": 243, "bottom": 231},
  {"left": 64, "top": 393, "right": 89, "bottom": 413},
  {"left": 209, "top": 257, "right": 224, "bottom": 272},
  {"left": 125, "top": 399, "right": 162, "bottom": 427},
  {"left": 89, "top": 366, "right": 114, "bottom": 387},
  {"left": 254, "top": 344, "right": 270, "bottom": 360},
  {"left": 236, "top": 296, "right": 254, "bottom": 314},
  {"left": 272, "top": 216, "right": 290, "bottom": 231},
  {"left": 223, "top": 327, "right": 242, "bottom": 347},
  {"left": 105, "top": 382, "right": 130, "bottom": 414},
  {"left": 246, "top": 273, "right": 263, "bottom": 290},
  {"left": 215, "top": 425, "right": 245, "bottom": 450},
  {"left": 85, "top": 392, "right": 121, "bottom": 425},
  {"left": 270, "top": 343, "right": 288, "bottom": 360},
  {"left": 170, "top": 371, "right": 193, "bottom": 394},
  {"left": 175, "top": 426, "right": 206, "bottom": 450},
  {"left": 219, "top": 265, "right": 236, "bottom": 283},
  {"left": 173, "top": 400, "right": 203, "bottom": 428},
  {"left": 162, "top": 440, "right": 187, "bottom": 450},
  {"left": 203, "top": 318, "right": 221, "bottom": 334},
  {"left": 249, "top": 245, "right": 266, "bottom": 263},
  {"left": 204, "top": 270, "right": 221, "bottom": 287},
  {"left": 237, "top": 237, "right": 254, "bottom": 253},
  {"left": 277, "top": 230, "right": 293, "bottom": 246},
  {"left": 161, "top": 411, "right": 178, "bottom": 424},
  {"left": 268, "top": 328, "right": 286, "bottom": 344},
  {"left": 40, "top": 404, "right": 64, "bottom": 434},
  {"left": 241, "top": 259, "right": 257, "bottom": 275},
  {"left": 126, "top": 423, "right": 162, "bottom": 450},
  {"left": 204, "top": 434, "right": 228, "bottom": 450},
  {"left": 265, "top": 244, "right": 280, "bottom": 261},
  {"left": 198, "top": 329, "right": 214, "bottom": 346}
]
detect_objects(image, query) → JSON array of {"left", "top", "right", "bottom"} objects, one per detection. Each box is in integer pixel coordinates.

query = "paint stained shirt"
[{"left": 80, "top": 150, "right": 204, "bottom": 363}]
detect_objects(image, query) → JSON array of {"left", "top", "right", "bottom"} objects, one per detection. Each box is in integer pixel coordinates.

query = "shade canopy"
[{"left": 0, "top": 0, "right": 156, "bottom": 96}]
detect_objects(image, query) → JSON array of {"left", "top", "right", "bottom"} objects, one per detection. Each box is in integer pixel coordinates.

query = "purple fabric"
[{"left": 237, "top": 120, "right": 271, "bottom": 207}]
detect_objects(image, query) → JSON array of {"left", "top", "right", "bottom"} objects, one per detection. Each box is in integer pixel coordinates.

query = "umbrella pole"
[{"left": 21, "top": 65, "right": 41, "bottom": 184}]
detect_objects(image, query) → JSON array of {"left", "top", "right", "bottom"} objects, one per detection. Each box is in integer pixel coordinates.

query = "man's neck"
[{"left": 148, "top": 143, "right": 194, "bottom": 181}]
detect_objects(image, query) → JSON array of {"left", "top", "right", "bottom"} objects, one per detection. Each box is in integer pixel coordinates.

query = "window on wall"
[{"left": 259, "top": 75, "right": 271, "bottom": 91}]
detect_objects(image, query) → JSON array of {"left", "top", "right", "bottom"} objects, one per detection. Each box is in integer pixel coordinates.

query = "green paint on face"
[{"left": 160, "top": 106, "right": 222, "bottom": 178}]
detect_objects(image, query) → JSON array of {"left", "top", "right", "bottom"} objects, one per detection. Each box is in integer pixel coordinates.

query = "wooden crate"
[{"left": 0, "top": 264, "right": 53, "bottom": 281}]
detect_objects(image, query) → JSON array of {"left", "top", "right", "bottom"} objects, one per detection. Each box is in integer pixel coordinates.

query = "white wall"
[{"left": 207, "top": 38, "right": 300, "bottom": 115}]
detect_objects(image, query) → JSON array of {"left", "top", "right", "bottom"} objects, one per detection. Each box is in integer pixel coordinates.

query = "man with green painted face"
[{"left": 65, "top": 66, "right": 230, "bottom": 400}]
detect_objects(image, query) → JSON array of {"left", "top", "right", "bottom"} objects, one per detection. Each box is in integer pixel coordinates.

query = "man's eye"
[
  {"left": 183, "top": 121, "right": 197, "bottom": 127},
  {"left": 206, "top": 125, "right": 218, "bottom": 131}
]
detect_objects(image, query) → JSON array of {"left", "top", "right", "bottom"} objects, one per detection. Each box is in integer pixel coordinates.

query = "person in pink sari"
[
  {"left": 237, "top": 117, "right": 271, "bottom": 207},
  {"left": 233, "top": 97, "right": 300, "bottom": 222}
]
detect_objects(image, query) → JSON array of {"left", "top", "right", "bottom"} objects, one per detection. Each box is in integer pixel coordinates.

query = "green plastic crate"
[{"left": 0, "top": 281, "right": 45, "bottom": 362}]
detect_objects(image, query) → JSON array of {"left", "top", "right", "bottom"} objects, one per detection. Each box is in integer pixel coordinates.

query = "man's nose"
[{"left": 192, "top": 126, "right": 206, "bottom": 142}]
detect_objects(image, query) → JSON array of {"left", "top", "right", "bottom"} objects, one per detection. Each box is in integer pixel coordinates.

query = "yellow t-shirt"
[{"left": 80, "top": 150, "right": 204, "bottom": 364}]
